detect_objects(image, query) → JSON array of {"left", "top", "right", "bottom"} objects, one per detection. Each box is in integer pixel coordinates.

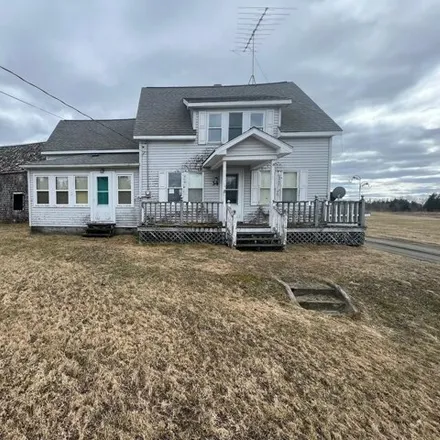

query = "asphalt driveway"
[{"left": 366, "top": 237, "right": 440, "bottom": 263}]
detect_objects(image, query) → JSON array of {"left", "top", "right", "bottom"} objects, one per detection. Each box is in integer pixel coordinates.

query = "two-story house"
[{"left": 24, "top": 82, "right": 365, "bottom": 248}]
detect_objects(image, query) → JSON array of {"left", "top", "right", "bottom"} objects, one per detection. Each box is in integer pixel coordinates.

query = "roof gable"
[{"left": 134, "top": 82, "right": 342, "bottom": 137}]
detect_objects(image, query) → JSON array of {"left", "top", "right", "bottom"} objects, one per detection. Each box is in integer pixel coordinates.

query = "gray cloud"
[{"left": 0, "top": 0, "right": 439, "bottom": 198}]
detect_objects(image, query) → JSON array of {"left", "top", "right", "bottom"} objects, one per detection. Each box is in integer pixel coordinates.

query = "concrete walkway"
[{"left": 366, "top": 237, "right": 440, "bottom": 263}]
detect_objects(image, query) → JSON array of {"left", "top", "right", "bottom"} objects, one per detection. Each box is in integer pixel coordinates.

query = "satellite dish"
[{"left": 332, "top": 186, "right": 346, "bottom": 200}]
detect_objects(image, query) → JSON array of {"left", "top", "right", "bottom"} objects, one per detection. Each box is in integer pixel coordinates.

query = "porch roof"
[{"left": 203, "top": 128, "right": 293, "bottom": 170}]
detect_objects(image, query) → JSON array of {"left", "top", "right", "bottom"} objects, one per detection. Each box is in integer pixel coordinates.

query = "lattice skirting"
[
  {"left": 139, "top": 229, "right": 226, "bottom": 244},
  {"left": 287, "top": 230, "right": 365, "bottom": 246}
]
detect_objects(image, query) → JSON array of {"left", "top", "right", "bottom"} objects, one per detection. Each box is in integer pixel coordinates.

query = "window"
[
  {"left": 250, "top": 112, "right": 264, "bottom": 130},
  {"left": 97, "top": 176, "right": 109, "bottom": 205},
  {"left": 260, "top": 171, "right": 271, "bottom": 205},
  {"left": 208, "top": 114, "right": 222, "bottom": 143},
  {"left": 225, "top": 174, "right": 239, "bottom": 204},
  {"left": 36, "top": 177, "right": 49, "bottom": 204},
  {"left": 75, "top": 176, "right": 88, "bottom": 204},
  {"left": 283, "top": 172, "right": 298, "bottom": 202},
  {"left": 228, "top": 112, "right": 243, "bottom": 141},
  {"left": 55, "top": 177, "right": 69, "bottom": 205},
  {"left": 13, "top": 193, "right": 24, "bottom": 211},
  {"left": 117, "top": 175, "right": 132, "bottom": 205},
  {"left": 188, "top": 172, "right": 203, "bottom": 202},
  {"left": 168, "top": 172, "right": 182, "bottom": 202}
]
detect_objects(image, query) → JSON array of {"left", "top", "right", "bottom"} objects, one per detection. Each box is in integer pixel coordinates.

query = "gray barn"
[{"left": 0, "top": 143, "right": 43, "bottom": 222}]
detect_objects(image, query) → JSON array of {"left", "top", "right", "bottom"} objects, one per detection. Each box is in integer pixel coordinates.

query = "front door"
[
  {"left": 91, "top": 172, "right": 115, "bottom": 223},
  {"left": 223, "top": 170, "right": 244, "bottom": 221}
]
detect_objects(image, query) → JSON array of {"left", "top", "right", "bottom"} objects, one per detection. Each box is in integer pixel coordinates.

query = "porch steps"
[
  {"left": 235, "top": 230, "right": 284, "bottom": 251},
  {"left": 83, "top": 222, "right": 115, "bottom": 238}
]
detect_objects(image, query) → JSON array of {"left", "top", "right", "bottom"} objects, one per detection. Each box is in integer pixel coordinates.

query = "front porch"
[{"left": 138, "top": 198, "right": 366, "bottom": 248}]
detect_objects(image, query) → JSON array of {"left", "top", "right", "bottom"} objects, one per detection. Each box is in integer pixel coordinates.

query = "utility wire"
[
  {"left": 0, "top": 89, "right": 64, "bottom": 119},
  {"left": 0, "top": 65, "right": 137, "bottom": 145},
  {"left": 0, "top": 88, "right": 133, "bottom": 146}
]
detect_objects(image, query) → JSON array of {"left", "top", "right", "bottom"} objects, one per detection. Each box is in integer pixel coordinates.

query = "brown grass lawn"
[
  {"left": 1, "top": 224, "right": 440, "bottom": 439},
  {"left": 367, "top": 212, "right": 440, "bottom": 245}
]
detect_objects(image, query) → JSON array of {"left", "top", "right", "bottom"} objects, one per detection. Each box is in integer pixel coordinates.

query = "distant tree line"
[{"left": 365, "top": 193, "right": 440, "bottom": 212}]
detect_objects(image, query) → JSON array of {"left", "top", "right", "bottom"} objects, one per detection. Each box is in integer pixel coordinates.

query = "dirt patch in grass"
[
  {"left": 367, "top": 212, "right": 440, "bottom": 245},
  {"left": 0, "top": 224, "right": 439, "bottom": 439}
]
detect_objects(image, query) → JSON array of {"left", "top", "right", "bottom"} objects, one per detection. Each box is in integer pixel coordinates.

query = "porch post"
[
  {"left": 222, "top": 160, "right": 227, "bottom": 226},
  {"left": 270, "top": 160, "right": 275, "bottom": 203},
  {"left": 269, "top": 160, "right": 275, "bottom": 227}
]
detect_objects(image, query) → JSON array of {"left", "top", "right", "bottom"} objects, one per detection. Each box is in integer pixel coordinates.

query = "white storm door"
[{"left": 91, "top": 172, "right": 115, "bottom": 223}]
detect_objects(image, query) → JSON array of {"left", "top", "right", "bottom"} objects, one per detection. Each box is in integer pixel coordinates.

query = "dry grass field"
[
  {"left": 367, "top": 212, "right": 440, "bottom": 245},
  {"left": 1, "top": 224, "right": 440, "bottom": 439}
]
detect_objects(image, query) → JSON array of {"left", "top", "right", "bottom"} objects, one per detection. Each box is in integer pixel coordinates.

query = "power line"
[
  {"left": 0, "top": 65, "right": 137, "bottom": 145},
  {"left": 0, "top": 88, "right": 132, "bottom": 146},
  {"left": 0, "top": 89, "right": 64, "bottom": 119}
]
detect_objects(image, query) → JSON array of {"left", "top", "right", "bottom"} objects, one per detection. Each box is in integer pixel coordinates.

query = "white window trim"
[
  {"left": 187, "top": 171, "right": 204, "bottom": 203},
  {"left": 249, "top": 111, "right": 265, "bottom": 131},
  {"left": 74, "top": 175, "right": 90, "bottom": 207},
  {"left": 206, "top": 110, "right": 268, "bottom": 145},
  {"left": 33, "top": 173, "right": 92, "bottom": 208},
  {"left": 207, "top": 112, "right": 223, "bottom": 144},
  {"left": 35, "top": 175, "right": 50, "bottom": 206},
  {"left": 282, "top": 169, "right": 299, "bottom": 202},
  {"left": 55, "top": 176, "right": 70, "bottom": 206},
  {"left": 115, "top": 173, "right": 134, "bottom": 207}
]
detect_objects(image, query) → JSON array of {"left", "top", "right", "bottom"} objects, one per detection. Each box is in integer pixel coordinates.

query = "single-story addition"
[
  {"left": 0, "top": 142, "right": 43, "bottom": 222},
  {"left": 23, "top": 81, "right": 366, "bottom": 249}
]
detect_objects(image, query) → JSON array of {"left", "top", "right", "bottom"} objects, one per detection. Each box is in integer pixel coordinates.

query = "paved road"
[{"left": 366, "top": 237, "right": 440, "bottom": 263}]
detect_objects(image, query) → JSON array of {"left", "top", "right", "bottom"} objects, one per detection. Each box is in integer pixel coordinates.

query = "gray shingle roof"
[
  {"left": 25, "top": 153, "right": 139, "bottom": 167},
  {"left": 43, "top": 119, "right": 136, "bottom": 152},
  {"left": 134, "top": 82, "right": 342, "bottom": 136},
  {"left": 0, "top": 142, "right": 44, "bottom": 173}
]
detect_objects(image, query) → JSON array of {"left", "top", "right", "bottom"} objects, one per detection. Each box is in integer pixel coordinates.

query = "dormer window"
[
  {"left": 208, "top": 114, "right": 222, "bottom": 143},
  {"left": 250, "top": 112, "right": 264, "bottom": 130},
  {"left": 228, "top": 112, "right": 243, "bottom": 141}
]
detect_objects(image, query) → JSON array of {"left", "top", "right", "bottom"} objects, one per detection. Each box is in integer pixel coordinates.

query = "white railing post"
[
  {"left": 359, "top": 196, "right": 366, "bottom": 227},
  {"left": 314, "top": 196, "right": 319, "bottom": 227}
]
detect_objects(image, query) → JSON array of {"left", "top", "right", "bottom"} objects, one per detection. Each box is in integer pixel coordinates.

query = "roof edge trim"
[{"left": 183, "top": 99, "right": 292, "bottom": 109}]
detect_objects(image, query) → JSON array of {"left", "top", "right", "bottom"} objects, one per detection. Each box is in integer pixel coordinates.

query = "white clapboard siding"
[
  {"left": 140, "top": 143, "right": 215, "bottom": 199},
  {"left": 227, "top": 138, "right": 275, "bottom": 157},
  {"left": 277, "top": 137, "right": 331, "bottom": 199},
  {"left": 29, "top": 169, "right": 139, "bottom": 228}
]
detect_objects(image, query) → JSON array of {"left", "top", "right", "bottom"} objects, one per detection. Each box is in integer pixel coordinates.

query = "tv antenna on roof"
[{"left": 233, "top": 6, "right": 296, "bottom": 84}]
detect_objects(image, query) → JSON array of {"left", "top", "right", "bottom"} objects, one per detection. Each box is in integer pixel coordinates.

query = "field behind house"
[
  {"left": 366, "top": 212, "right": 440, "bottom": 245},
  {"left": 0, "top": 224, "right": 440, "bottom": 439}
]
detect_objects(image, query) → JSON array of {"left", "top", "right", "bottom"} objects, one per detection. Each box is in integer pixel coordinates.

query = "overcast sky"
[{"left": 0, "top": 0, "right": 439, "bottom": 199}]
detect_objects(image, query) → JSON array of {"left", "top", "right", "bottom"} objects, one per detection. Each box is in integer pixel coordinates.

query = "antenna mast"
[{"left": 233, "top": 6, "right": 295, "bottom": 84}]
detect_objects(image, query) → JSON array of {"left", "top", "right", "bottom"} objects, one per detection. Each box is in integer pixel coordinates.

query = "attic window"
[{"left": 13, "top": 193, "right": 24, "bottom": 211}]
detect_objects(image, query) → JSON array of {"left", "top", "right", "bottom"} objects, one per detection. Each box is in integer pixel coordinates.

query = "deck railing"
[
  {"left": 270, "top": 203, "right": 288, "bottom": 245},
  {"left": 141, "top": 201, "right": 223, "bottom": 226},
  {"left": 275, "top": 197, "right": 366, "bottom": 227},
  {"left": 225, "top": 203, "right": 237, "bottom": 247}
]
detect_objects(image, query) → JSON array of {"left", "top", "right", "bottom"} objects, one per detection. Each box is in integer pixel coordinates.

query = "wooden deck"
[{"left": 138, "top": 198, "right": 366, "bottom": 247}]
